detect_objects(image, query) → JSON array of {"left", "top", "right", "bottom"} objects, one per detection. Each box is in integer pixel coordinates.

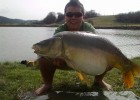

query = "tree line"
[
  {"left": 115, "top": 11, "right": 140, "bottom": 23},
  {"left": 40, "top": 10, "right": 100, "bottom": 24},
  {"left": 38, "top": 10, "right": 140, "bottom": 25}
]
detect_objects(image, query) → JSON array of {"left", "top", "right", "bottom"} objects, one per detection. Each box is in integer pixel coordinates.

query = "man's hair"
[{"left": 64, "top": 0, "right": 85, "bottom": 15}]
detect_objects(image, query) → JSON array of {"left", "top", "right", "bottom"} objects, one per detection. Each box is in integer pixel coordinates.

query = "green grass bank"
[
  {"left": 86, "top": 15, "right": 140, "bottom": 29},
  {"left": 0, "top": 57, "right": 140, "bottom": 99}
]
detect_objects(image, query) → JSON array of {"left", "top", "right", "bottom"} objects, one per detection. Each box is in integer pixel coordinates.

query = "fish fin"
[
  {"left": 76, "top": 72, "right": 91, "bottom": 86},
  {"left": 132, "top": 64, "right": 140, "bottom": 77},
  {"left": 123, "top": 64, "right": 140, "bottom": 88},
  {"left": 123, "top": 70, "right": 134, "bottom": 88}
]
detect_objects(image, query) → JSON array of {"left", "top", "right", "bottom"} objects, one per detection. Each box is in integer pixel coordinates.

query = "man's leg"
[
  {"left": 35, "top": 57, "right": 56, "bottom": 96},
  {"left": 94, "top": 66, "right": 113, "bottom": 91}
]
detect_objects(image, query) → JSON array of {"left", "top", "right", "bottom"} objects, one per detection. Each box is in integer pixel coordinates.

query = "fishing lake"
[{"left": 0, "top": 27, "right": 140, "bottom": 62}]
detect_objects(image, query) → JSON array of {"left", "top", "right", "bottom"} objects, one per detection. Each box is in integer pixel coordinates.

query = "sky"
[{"left": 0, "top": 0, "right": 140, "bottom": 20}]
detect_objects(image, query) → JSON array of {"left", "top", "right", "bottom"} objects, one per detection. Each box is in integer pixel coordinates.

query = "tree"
[
  {"left": 56, "top": 12, "right": 64, "bottom": 23},
  {"left": 42, "top": 12, "right": 57, "bottom": 24},
  {"left": 115, "top": 11, "right": 140, "bottom": 23},
  {"left": 84, "top": 10, "right": 99, "bottom": 19}
]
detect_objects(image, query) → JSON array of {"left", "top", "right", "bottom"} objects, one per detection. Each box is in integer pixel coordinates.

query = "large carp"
[{"left": 32, "top": 31, "right": 140, "bottom": 88}]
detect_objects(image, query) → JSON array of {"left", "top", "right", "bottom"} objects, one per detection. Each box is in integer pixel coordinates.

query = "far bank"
[{"left": 1, "top": 15, "right": 140, "bottom": 30}]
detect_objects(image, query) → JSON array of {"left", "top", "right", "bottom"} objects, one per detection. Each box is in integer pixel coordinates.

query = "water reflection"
[{"left": 96, "top": 29, "right": 140, "bottom": 58}]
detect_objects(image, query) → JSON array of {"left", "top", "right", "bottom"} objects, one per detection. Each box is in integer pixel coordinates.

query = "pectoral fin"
[{"left": 76, "top": 72, "right": 91, "bottom": 87}]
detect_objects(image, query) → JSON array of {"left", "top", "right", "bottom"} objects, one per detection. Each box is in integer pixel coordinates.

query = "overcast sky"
[{"left": 0, "top": 0, "right": 140, "bottom": 20}]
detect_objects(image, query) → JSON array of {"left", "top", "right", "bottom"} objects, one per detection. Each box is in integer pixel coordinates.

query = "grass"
[
  {"left": 86, "top": 15, "right": 140, "bottom": 28},
  {"left": 0, "top": 62, "right": 41, "bottom": 100},
  {"left": 0, "top": 57, "right": 140, "bottom": 99}
]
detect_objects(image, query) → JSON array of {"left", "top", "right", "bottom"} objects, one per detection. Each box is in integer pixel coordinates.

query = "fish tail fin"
[
  {"left": 76, "top": 72, "right": 91, "bottom": 86},
  {"left": 123, "top": 63, "right": 140, "bottom": 88},
  {"left": 123, "top": 70, "right": 134, "bottom": 88}
]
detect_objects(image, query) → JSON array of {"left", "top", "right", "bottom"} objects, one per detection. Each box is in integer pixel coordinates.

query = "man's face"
[{"left": 65, "top": 6, "right": 84, "bottom": 31}]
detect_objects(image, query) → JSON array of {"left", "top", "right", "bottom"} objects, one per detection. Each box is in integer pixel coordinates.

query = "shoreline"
[{"left": 1, "top": 25, "right": 140, "bottom": 30}]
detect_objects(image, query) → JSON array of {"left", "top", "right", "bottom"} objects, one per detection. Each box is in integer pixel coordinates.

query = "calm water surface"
[{"left": 0, "top": 27, "right": 140, "bottom": 62}]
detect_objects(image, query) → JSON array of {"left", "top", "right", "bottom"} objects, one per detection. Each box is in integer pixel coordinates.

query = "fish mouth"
[{"left": 32, "top": 45, "right": 40, "bottom": 53}]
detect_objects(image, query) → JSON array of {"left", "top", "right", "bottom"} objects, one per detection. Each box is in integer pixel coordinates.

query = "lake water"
[{"left": 0, "top": 27, "right": 140, "bottom": 62}]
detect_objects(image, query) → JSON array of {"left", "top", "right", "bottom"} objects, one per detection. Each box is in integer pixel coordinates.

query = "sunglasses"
[{"left": 65, "top": 12, "right": 83, "bottom": 18}]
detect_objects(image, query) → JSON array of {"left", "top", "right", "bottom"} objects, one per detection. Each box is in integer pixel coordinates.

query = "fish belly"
[{"left": 65, "top": 46, "right": 107, "bottom": 75}]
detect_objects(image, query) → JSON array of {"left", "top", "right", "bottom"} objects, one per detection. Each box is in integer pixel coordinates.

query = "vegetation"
[
  {"left": 115, "top": 11, "right": 140, "bottom": 23},
  {"left": 41, "top": 12, "right": 57, "bottom": 24},
  {"left": 84, "top": 10, "right": 100, "bottom": 19},
  {"left": 86, "top": 15, "right": 140, "bottom": 29},
  {"left": 39, "top": 11, "right": 140, "bottom": 26},
  {"left": 0, "top": 57, "right": 140, "bottom": 99},
  {"left": 0, "top": 16, "right": 37, "bottom": 25},
  {"left": 56, "top": 12, "right": 65, "bottom": 23},
  {"left": 0, "top": 10, "right": 99, "bottom": 25}
]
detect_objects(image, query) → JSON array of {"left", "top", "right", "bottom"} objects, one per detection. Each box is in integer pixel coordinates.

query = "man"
[{"left": 35, "top": 0, "right": 112, "bottom": 96}]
